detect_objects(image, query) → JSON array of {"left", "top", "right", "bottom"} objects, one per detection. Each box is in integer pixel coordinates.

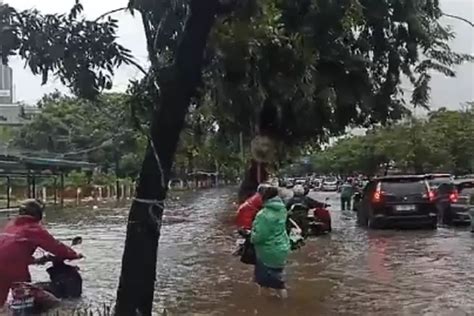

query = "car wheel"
[
  {"left": 357, "top": 209, "right": 368, "bottom": 227},
  {"left": 368, "top": 217, "right": 379, "bottom": 229}
]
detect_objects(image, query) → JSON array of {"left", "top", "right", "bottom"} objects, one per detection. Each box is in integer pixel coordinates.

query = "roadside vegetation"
[
  {"left": 312, "top": 106, "right": 474, "bottom": 175},
  {"left": 1, "top": 0, "right": 472, "bottom": 313}
]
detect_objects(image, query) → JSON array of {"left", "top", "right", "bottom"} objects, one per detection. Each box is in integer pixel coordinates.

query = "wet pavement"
[{"left": 26, "top": 188, "right": 474, "bottom": 315}]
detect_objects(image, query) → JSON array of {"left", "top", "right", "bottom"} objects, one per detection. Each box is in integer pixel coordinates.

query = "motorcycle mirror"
[{"left": 71, "top": 236, "right": 83, "bottom": 246}]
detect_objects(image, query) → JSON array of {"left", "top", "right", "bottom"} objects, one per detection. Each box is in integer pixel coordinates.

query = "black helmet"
[{"left": 19, "top": 199, "right": 45, "bottom": 221}]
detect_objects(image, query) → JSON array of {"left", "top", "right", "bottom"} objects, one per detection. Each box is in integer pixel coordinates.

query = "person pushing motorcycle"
[
  {"left": 286, "top": 185, "right": 327, "bottom": 237},
  {"left": 0, "top": 199, "right": 82, "bottom": 307}
]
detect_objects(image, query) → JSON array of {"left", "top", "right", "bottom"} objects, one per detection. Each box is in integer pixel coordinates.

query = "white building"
[
  {"left": 0, "top": 60, "right": 40, "bottom": 126},
  {"left": 0, "top": 64, "right": 13, "bottom": 104}
]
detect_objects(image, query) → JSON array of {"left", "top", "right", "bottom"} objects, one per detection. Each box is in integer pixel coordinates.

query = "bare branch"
[
  {"left": 128, "top": 59, "right": 149, "bottom": 76},
  {"left": 153, "top": 10, "right": 170, "bottom": 51},
  {"left": 141, "top": 13, "right": 160, "bottom": 70},
  {"left": 94, "top": 7, "right": 128, "bottom": 22},
  {"left": 443, "top": 13, "right": 474, "bottom": 28}
]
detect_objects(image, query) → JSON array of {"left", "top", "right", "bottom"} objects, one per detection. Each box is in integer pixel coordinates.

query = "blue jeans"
[{"left": 254, "top": 259, "right": 286, "bottom": 289}]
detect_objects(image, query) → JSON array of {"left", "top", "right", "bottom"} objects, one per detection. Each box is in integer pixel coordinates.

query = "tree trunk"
[
  {"left": 238, "top": 160, "right": 269, "bottom": 203},
  {"left": 115, "top": 1, "right": 219, "bottom": 315}
]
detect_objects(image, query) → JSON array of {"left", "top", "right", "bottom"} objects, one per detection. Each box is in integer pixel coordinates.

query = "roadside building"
[{"left": 0, "top": 64, "right": 40, "bottom": 144}]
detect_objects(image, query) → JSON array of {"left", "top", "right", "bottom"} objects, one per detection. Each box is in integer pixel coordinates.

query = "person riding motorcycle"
[
  {"left": 0, "top": 199, "right": 82, "bottom": 307},
  {"left": 286, "top": 185, "right": 326, "bottom": 237},
  {"left": 236, "top": 184, "right": 272, "bottom": 231}
]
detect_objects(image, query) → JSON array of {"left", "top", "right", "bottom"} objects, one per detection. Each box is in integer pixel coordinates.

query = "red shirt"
[
  {"left": 0, "top": 216, "right": 80, "bottom": 281},
  {"left": 236, "top": 193, "right": 263, "bottom": 230}
]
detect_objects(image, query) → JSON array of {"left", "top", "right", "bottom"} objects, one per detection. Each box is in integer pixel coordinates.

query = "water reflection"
[{"left": 21, "top": 189, "right": 474, "bottom": 315}]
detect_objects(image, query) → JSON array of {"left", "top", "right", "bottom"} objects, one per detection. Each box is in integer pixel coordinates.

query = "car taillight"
[
  {"left": 428, "top": 190, "right": 436, "bottom": 202},
  {"left": 449, "top": 190, "right": 459, "bottom": 203},
  {"left": 373, "top": 183, "right": 382, "bottom": 203}
]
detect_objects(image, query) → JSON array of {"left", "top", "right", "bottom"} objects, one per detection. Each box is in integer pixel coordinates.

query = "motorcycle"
[
  {"left": 288, "top": 198, "right": 332, "bottom": 237},
  {"left": 9, "top": 237, "right": 83, "bottom": 315},
  {"left": 307, "top": 198, "right": 332, "bottom": 235},
  {"left": 308, "top": 205, "right": 332, "bottom": 235}
]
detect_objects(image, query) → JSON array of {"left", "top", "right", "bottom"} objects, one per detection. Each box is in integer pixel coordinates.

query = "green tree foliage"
[
  {"left": 313, "top": 107, "right": 474, "bottom": 175},
  {"left": 1, "top": 0, "right": 472, "bottom": 314},
  {"left": 11, "top": 93, "right": 146, "bottom": 178},
  {"left": 12, "top": 92, "right": 242, "bottom": 180},
  {"left": 0, "top": 2, "right": 133, "bottom": 98},
  {"left": 206, "top": 0, "right": 472, "bottom": 149},
  {"left": 174, "top": 103, "right": 243, "bottom": 179}
]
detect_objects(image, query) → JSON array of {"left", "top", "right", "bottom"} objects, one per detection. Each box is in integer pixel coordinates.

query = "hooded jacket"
[
  {"left": 236, "top": 193, "right": 263, "bottom": 230},
  {"left": 0, "top": 216, "right": 80, "bottom": 281},
  {"left": 251, "top": 197, "right": 290, "bottom": 268}
]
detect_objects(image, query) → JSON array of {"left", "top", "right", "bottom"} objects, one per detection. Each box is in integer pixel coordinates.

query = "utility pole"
[{"left": 239, "top": 132, "right": 244, "bottom": 176}]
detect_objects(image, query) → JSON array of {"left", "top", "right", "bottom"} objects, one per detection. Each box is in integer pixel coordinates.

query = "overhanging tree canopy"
[{"left": 1, "top": 0, "right": 472, "bottom": 315}]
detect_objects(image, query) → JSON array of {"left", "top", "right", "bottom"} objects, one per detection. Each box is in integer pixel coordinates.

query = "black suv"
[
  {"left": 443, "top": 179, "right": 474, "bottom": 225},
  {"left": 355, "top": 175, "right": 438, "bottom": 229},
  {"left": 425, "top": 174, "right": 456, "bottom": 224}
]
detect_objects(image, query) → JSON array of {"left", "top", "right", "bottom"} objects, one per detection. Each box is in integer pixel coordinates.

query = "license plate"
[{"left": 395, "top": 205, "right": 415, "bottom": 211}]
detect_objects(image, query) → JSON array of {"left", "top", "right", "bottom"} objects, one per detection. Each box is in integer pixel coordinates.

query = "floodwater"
[{"left": 25, "top": 188, "right": 474, "bottom": 315}]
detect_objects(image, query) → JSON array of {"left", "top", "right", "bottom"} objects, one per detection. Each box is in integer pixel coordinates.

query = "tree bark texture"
[
  {"left": 238, "top": 160, "right": 269, "bottom": 203},
  {"left": 115, "top": 1, "right": 219, "bottom": 315}
]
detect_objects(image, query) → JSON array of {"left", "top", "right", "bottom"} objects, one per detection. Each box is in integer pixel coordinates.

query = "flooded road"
[{"left": 29, "top": 188, "right": 474, "bottom": 315}]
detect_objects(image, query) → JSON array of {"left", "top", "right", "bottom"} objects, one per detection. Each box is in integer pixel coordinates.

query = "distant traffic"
[{"left": 279, "top": 173, "right": 474, "bottom": 231}]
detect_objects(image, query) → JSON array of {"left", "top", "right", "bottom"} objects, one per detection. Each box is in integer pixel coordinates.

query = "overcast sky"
[{"left": 4, "top": 0, "right": 474, "bottom": 109}]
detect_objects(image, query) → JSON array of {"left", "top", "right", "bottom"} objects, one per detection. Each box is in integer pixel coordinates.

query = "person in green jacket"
[
  {"left": 251, "top": 186, "right": 290, "bottom": 299},
  {"left": 340, "top": 179, "right": 355, "bottom": 211}
]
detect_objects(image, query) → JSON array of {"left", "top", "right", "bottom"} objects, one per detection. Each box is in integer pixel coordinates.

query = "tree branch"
[
  {"left": 94, "top": 7, "right": 128, "bottom": 22},
  {"left": 216, "top": 0, "right": 238, "bottom": 15},
  {"left": 443, "top": 13, "right": 474, "bottom": 28},
  {"left": 141, "top": 13, "right": 160, "bottom": 70},
  {"left": 128, "top": 59, "right": 148, "bottom": 76}
]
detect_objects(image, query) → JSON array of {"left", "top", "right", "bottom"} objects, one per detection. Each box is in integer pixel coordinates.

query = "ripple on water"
[{"left": 28, "top": 189, "right": 474, "bottom": 315}]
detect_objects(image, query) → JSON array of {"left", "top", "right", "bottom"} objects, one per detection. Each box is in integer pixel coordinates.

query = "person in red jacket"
[
  {"left": 236, "top": 184, "right": 271, "bottom": 230},
  {"left": 0, "top": 199, "right": 82, "bottom": 307}
]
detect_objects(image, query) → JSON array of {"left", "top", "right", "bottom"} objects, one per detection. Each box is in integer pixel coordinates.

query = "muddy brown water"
[{"left": 19, "top": 189, "right": 474, "bottom": 315}]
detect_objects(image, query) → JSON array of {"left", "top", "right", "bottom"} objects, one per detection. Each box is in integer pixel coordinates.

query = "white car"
[{"left": 322, "top": 178, "right": 338, "bottom": 191}]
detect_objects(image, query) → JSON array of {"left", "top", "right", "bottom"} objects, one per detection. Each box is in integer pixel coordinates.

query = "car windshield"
[
  {"left": 460, "top": 188, "right": 474, "bottom": 195},
  {"left": 381, "top": 180, "right": 427, "bottom": 195},
  {"left": 325, "top": 177, "right": 337, "bottom": 183},
  {"left": 429, "top": 179, "right": 451, "bottom": 189},
  {"left": 458, "top": 187, "right": 474, "bottom": 205},
  {"left": 430, "top": 182, "right": 454, "bottom": 194}
]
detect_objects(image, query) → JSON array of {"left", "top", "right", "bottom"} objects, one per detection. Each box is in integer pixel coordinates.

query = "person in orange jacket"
[{"left": 0, "top": 199, "right": 82, "bottom": 307}]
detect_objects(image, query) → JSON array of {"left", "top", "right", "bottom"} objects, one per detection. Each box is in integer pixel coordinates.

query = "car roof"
[
  {"left": 425, "top": 173, "right": 452, "bottom": 180},
  {"left": 374, "top": 175, "right": 426, "bottom": 181},
  {"left": 453, "top": 178, "right": 474, "bottom": 185}
]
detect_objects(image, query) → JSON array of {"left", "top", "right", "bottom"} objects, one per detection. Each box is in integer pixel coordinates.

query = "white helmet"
[{"left": 293, "top": 184, "right": 305, "bottom": 196}]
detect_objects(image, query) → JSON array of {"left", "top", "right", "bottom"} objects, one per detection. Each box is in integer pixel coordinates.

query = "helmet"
[
  {"left": 257, "top": 183, "right": 272, "bottom": 195},
  {"left": 19, "top": 199, "right": 45, "bottom": 221},
  {"left": 293, "top": 185, "right": 305, "bottom": 196}
]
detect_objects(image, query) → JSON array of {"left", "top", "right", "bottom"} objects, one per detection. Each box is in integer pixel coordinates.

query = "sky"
[{"left": 4, "top": 0, "right": 474, "bottom": 109}]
